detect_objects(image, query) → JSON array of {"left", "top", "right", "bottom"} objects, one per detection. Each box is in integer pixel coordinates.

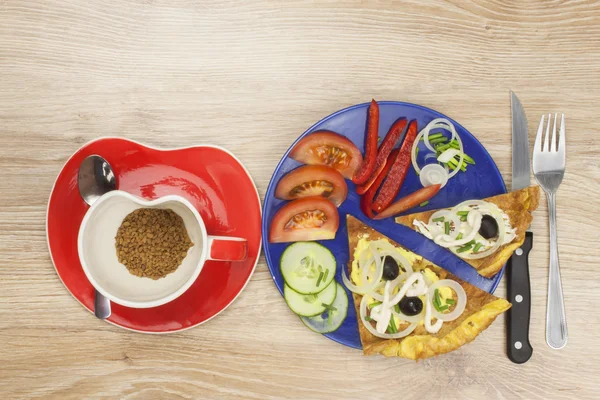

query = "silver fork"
[{"left": 533, "top": 113, "right": 567, "bottom": 349}]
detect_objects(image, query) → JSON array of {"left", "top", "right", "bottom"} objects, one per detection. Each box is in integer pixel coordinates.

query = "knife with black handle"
[{"left": 507, "top": 91, "right": 533, "bottom": 363}]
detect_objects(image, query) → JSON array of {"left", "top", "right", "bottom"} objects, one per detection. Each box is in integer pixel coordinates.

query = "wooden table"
[{"left": 1, "top": 1, "right": 598, "bottom": 399}]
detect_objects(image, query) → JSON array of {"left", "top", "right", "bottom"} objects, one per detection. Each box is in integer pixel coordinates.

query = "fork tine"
[
  {"left": 559, "top": 113, "right": 565, "bottom": 151},
  {"left": 543, "top": 113, "right": 551, "bottom": 152},
  {"left": 535, "top": 114, "right": 545, "bottom": 153},
  {"left": 551, "top": 113, "right": 558, "bottom": 152}
]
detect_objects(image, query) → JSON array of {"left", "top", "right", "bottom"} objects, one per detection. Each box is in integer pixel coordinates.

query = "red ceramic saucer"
[{"left": 46, "top": 138, "right": 262, "bottom": 333}]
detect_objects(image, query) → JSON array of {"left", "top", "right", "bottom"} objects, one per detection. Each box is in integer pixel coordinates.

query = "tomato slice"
[
  {"left": 269, "top": 197, "right": 339, "bottom": 243},
  {"left": 289, "top": 131, "right": 363, "bottom": 179},
  {"left": 275, "top": 165, "right": 348, "bottom": 207}
]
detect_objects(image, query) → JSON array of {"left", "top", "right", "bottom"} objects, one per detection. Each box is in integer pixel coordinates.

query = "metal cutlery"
[
  {"left": 78, "top": 155, "right": 117, "bottom": 320},
  {"left": 506, "top": 91, "right": 533, "bottom": 363},
  {"left": 533, "top": 113, "right": 568, "bottom": 349}
]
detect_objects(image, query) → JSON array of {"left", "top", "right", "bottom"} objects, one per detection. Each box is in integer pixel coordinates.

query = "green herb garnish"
[
  {"left": 444, "top": 221, "right": 450, "bottom": 235},
  {"left": 438, "top": 305, "right": 449, "bottom": 312},
  {"left": 446, "top": 298, "right": 456, "bottom": 305},
  {"left": 430, "top": 137, "right": 448, "bottom": 145},
  {"left": 316, "top": 271, "right": 324, "bottom": 287},
  {"left": 388, "top": 317, "right": 398, "bottom": 334},
  {"left": 457, "top": 241, "right": 475, "bottom": 253},
  {"left": 455, "top": 233, "right": 463, "bottom": 240},
  {"left": 428, "top": 133, "right": 445, "bottom": 140},
  {"left": 433, "top": 289, "right": 443, "bottom": 311},
  {"left": 364, "top": 316, "right": 373, "bottom": 322},
  {"left": 462, "top": 153, "right": 475, "bottom": 165},
  {"left": 368, "top": 301, "right": 382, "bottom": 309},
  {"left": 436, "top": 143, "right": 451, "bottom": 152},
  {"left": 432, "top": 216, "right": 445, "bottom": 223},
  {"left": 420, "top": 200, "right": 429, "bottom": 207},
  {"left": 473, "top": 242, "right": 483, "bottom": 253}
]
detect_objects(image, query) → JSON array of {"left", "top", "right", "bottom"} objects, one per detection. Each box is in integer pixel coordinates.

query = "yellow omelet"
[
  {"left": 395, "top": 186, "right": 540, "bottom": 278},
  {"left": 346, "top": 215, "right": 511, "bottom": 360}
]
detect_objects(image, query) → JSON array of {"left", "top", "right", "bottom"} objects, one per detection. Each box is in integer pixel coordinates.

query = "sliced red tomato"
[
  {"left": 275, "top": 165, "right": 348, "bottom": 207},
  {"left": 289, "top": 130, "right": 363, "bottom": 179},
  {"left": 269, "top": 197, "right": 339, "bottom": 243},
  {"left": 373, "top": 184, "right": 441, "bottom": 220}
]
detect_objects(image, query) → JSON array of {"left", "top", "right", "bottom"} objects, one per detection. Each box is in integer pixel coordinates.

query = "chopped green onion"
[
  {"left": 428, "top": 133, "right": 445, "bottom": 140},
  {"left": 434, "top": 289, "right": 445, "bottom": 312},
  {"left": 457, "top": 241, "right": 475, "bottom": 253},
  {"left": 388, "top": 317, "right": 398, "bottom": 334},
  {"left": 449, "top": 141, "right": 460, "bottom": 150},
  {"left": 322, "top": 269, "right": 329, "bottom": 284},
  {"left": 415, "top": 146, "right": 419, "bottom": 158},
  {"left": 446, "top": 298, "right": 456, "bottom": 305},
  {"left": 436, "top": 143, "right": 452, "bottom": 152},
  {"left": 368, "top": 301, "right": 382, "bottom": 309},
  {"left": 316, "top": 271, "right": 324, "bottom": 287},
  {"left": 322, "top": 303, "right": 338, "bottom": 312},
  {"left": 432, "top": 216, "right": 445, "bottom": 223},
  {"left": 438, "top": 305, "right": 449, "bottom": 312},
  {"left": 473, "top": 242, "right": 483, "bottom": 253},
  {"left": 394, "top": 304, "right": 400, "bottom": 313},
  {"left": 430, "top": 137, "right": 448, "bottom": 145},
  {"left": 457, "top": 211, "right": 469, "bottom": 216},
  {"left": 419, "top": 200, "right": 429, "bottom": 207},
  {"left": 364, "top": 316, "right": 373, "bottom": 322},
  {"left": 444, "top": 221, "right": 450, "bottom": 235},
  {"left": 462, "top": 153, "right": 475, "bottom": 164},
  {"left": 455, "top": 233, "right": 463, "bottom": 240}
]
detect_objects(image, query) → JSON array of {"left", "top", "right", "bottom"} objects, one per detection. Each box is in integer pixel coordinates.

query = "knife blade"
[{"left": 507, "top": 91, "right": 533, "bottom": 363}]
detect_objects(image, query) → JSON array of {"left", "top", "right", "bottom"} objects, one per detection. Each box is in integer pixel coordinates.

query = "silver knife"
[{"left": 507, "top": 91, "right": 533, "bottom": 363}]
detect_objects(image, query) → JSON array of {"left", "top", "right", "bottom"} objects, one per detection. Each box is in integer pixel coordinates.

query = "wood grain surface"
[{"left": 1, "top": 1, "right": 599, "bottom": 399}]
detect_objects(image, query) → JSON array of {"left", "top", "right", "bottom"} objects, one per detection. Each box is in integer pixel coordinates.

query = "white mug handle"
[{"left": 206, "top": 235, "right": 247, "bottom": 261}]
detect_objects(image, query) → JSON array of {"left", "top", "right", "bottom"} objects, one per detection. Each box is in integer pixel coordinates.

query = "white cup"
[{"left": 78, "top": 190, "right": 247, "bottom": 308}]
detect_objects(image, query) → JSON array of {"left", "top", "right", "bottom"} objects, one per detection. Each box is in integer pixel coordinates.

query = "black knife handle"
[{"left": 507, "top": 231, "right": 533, "bottom": 364}]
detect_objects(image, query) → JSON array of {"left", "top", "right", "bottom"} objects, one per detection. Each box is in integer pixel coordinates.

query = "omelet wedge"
[
  {"left": 346, "top": 215, "right": 511, "bottom": 360},
  {"left": 395, "top": 186, "right": 540, "bottom": 277}
]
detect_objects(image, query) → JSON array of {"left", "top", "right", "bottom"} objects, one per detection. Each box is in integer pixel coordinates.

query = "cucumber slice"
[
  {"left": 284, "top": 280, "right": 336, "bottom": 317},
  {"left": 280, "top": 242, "right": 336, "bottom": 295},
  {"left": 301, "top": 283, "right": 348, "bottom": 333}
]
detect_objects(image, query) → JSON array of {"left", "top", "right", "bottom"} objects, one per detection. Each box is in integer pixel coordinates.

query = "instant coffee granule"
[{"left": 115, "top": 208, "right": 194, "bottom": 280}]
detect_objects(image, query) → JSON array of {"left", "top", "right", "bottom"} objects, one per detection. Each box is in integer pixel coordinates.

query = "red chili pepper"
[
  {"left": 360, "top": 149, "right": 399, "bottom": 218},
  {"left": 356, "top": 117, "right": 407, "bottom": 195},
  {"left": 352, "top": 99, "right": 379, "bottom": 185},
  {"left": 372, "top": 119, "right": 418, "bottom": 213},
  {"left": 373, "top": 184, "right": 442, "bottom": 220}
]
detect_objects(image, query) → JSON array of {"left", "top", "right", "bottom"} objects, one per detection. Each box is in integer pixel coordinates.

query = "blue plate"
[{"left": 262, "top": 101, "right": 506, "bottom": 349}]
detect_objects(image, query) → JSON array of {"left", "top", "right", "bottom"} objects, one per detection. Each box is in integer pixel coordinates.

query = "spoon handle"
[{"left": 94, "top": 290, "right": 111, "bottom": 319}]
